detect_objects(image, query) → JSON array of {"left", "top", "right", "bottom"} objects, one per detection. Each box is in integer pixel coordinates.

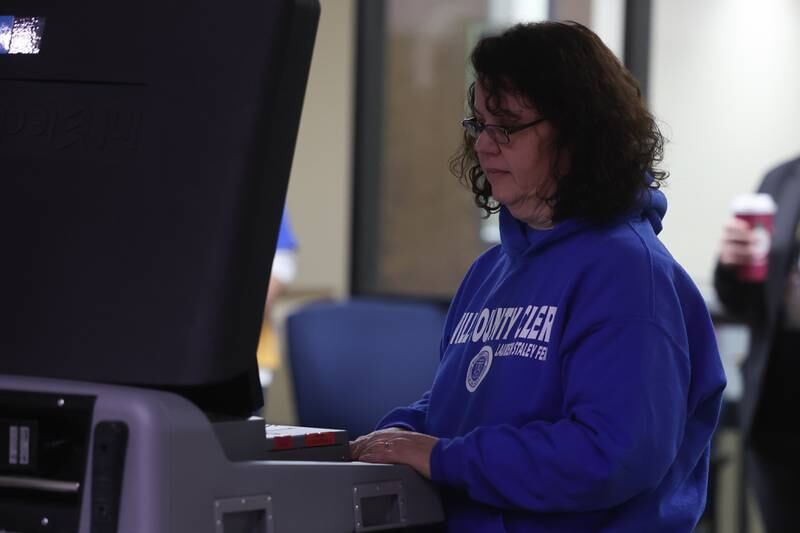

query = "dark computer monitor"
[{"left": 0, "top": 0, "right": 320, "bottom": 416}]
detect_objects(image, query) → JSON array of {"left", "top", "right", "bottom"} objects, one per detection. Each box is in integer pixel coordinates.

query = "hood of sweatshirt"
[{"left": 499, "top": 185, "right": 668, "bottom": 257}]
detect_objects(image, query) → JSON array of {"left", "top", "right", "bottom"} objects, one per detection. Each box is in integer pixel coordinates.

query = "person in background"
[
  {"left": 257, "top": 208, "right": 298, "bottom": 390},
  {"left": 714, "top": 155, "right": 800, "bottom": 532},
  {"left": 350, "top": 21, "right": 726, "bottom": 532}
]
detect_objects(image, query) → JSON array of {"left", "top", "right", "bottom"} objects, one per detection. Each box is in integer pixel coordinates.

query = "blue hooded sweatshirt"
[{"left": 377, "top": 188, "right": 726, "bottom": 532}]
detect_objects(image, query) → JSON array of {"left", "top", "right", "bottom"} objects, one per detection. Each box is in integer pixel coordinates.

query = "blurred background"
[{"left": 263, "top": 2, "right": 800, "bottom": 532}]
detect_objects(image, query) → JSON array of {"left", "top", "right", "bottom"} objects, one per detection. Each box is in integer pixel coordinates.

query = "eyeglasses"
[{"left": 461, "top": 116, "right": 547, "bottom": 145}]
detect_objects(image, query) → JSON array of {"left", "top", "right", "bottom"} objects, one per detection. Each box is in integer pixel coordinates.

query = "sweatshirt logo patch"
[{"left": 466, "top": 346, "right": 493, "bottom": 392}]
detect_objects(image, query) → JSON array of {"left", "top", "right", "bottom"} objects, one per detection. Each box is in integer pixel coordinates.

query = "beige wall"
[
  {"left": 285, "top": 0, "right": 355, "bottom": 299},
  {"left": 651, "top": 0, "right": 800, "bottom": 289},
  {"left": 266, "top": 0, "right": 355, "bottom": 424}
]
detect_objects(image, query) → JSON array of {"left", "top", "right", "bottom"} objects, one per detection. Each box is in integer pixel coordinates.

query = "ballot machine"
[{"left": 0, "top": 1, "right": 444, "bottom": 531}]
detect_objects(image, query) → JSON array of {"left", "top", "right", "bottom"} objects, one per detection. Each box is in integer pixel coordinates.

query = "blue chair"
[{"left": 285, "top": 298, "right": 447, "bottom": 438}]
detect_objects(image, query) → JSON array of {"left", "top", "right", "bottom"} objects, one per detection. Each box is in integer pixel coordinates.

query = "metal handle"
[{"left": 0, "top": 474, "right": 80, "bottom": 493}]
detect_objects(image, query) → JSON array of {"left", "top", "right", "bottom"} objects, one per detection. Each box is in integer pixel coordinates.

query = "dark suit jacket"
[{"left": 714, "top": 156, "right": 800, "bottom": 437}]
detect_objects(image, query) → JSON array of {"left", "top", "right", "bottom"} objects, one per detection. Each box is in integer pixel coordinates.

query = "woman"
[{"left": 351, "top": 21, "right": 726, "bottom": 532}]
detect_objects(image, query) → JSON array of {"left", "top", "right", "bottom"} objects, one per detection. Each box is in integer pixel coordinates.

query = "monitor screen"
[{"left": 0, "top": 0, "right": 320, "bottom": 416}]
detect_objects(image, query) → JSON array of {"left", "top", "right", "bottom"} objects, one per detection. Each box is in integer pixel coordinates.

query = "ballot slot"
[
  {"left": 353, "top": 480, "right": 407, "bottom": 532},
  {"left": 0, "top": 389, "right": 95, "bottom": 531}
]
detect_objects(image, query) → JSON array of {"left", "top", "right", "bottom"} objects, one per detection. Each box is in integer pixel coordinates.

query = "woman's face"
[{"left": 473, "top": 82, "right": 560, "bottom": 227}]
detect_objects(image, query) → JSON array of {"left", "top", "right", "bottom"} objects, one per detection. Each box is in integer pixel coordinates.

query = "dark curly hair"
[{"left": 450, "top": 21, "right": 667, "bottom": 222}]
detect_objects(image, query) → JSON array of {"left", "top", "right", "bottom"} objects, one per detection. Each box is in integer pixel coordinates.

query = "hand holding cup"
[{"left": 720, "top": 193, "right": 776, "bottom": 282}]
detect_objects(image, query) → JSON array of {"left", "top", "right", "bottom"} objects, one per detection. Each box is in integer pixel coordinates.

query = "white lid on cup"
[{"left": 730, "top": 193, "right": 777, "bottom": 215}]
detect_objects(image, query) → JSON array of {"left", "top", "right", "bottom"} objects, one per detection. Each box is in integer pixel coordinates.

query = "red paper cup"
[{"left": 731, "top": 193, "right": 776, "bottom": 282}]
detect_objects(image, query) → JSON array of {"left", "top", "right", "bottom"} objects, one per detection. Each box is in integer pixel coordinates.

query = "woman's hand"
[{"left": 350, "top": 428, "right": 439, "bottom": 479}]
